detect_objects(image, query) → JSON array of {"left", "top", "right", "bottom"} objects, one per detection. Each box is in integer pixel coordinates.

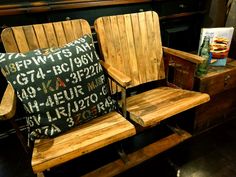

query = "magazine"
[{"left": 198, "top": 27, "right": 234, "bottom": 66}]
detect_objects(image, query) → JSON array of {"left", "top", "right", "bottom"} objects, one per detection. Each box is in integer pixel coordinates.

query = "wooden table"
[{"left": 194, "top": 59, "right": 236, "bottom": 133}]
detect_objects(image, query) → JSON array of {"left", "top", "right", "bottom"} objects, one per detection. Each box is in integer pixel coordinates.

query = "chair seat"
[
  {"left": 32, "top": 111, "right": 136, "bottom": 173},
  {"left": 127, "top": 87, "right": 210, "bottom": 127}
]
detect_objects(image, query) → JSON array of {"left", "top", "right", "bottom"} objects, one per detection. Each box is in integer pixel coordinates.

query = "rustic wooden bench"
[{"left": 0, "top": 12, "right": 210, "bottom": 176}]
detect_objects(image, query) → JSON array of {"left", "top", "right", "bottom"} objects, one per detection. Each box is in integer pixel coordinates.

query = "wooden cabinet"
[{"left": 194, "top": 60, "right": 236, "bottom": 133}]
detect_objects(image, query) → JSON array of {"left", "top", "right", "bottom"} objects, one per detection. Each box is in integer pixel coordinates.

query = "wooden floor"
[{"left": 1, "top": 117, "right": 236, "bottom": 177}]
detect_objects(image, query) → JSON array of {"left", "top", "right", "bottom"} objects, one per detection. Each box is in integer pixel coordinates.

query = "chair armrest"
[
  {"left": 163, "top": 46, "right": 204, "bottom": 64},
  {"left": 0, "top": 84, "right": 16, "bottom": 120},
  {"left": 100, "top": 60, "right": 131, "bottom": 88},
  {"left": 162, "top": 47, "right": 204, "bottom": 90}
]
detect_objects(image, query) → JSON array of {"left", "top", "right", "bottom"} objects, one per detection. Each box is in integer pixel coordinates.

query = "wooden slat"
[
  {"left": 74, "top": 18, "right": 91, "bottom": 38},
  {"left": 82, "top": 130, "right": 191, "bottom": 177},
  {"left": 12, "top": 27, "right": 30, "bottom": 53},
  {"left": 145, "top": 11, "right": 157, "bottom": 81},
  {"left": 124, "top": 14, "right": 139, "bottom": 85},
  {"left": 33, "top": 24, "right": 50, "bottom": 49},
  {"left": 131, "top": 13, "right": 146, "bottom": 84},
  {"left": 151, "top": 11, "right": 165, "bottom": 79},
  {"left": 43, "top": 23, "right": 59, "bottom": 48},
  {"left": 127, "top": 87, "right": 210, "bottom": 127},
  {"left": 62, "top": 21, "right": 76, "bottom": 43},
  {"left": 139, "top": 12, "right": 151, "bottom": 82},
  {"left": 32, "top": 112, "right": 136, "bottom": 173},
  {"left": 101, "top": 16, "right": 117, "bottom": 69},
  {"left": 23, "top": 25, "right": 40, "bottom": 50},
  {"left": 110, "top": 16, "right": 125, "bottom": 75},
  {"left": 1, "top": 28, "right": 19, "bottom": 53},
  {"left": 52, "top": 22, "right": 67, "bottom": 47}
]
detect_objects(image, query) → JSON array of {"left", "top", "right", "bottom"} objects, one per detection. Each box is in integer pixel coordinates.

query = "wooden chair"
[
  {"left": 92, "top": 11, "right": 210, "bottom": 174},
  {"left": 1, "top": 19, "right": 136, "bottom": 177}
]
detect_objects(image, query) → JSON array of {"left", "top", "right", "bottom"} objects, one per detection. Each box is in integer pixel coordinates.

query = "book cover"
[{"left": 198, "top": 27, "right": 234, "bottom": 66}]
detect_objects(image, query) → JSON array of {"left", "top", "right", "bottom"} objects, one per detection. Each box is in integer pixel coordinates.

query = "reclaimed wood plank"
[
  {"left": 1, "top": 28, "right": 19, "bottom": 52},
  {"left": 53, "top": 22, "right": 67, "bottom": 47},
  {"left": 127, "top": 87, "right": 210, "bottom": 127},
  {"left": 12, "top": 27, "right": 30, "bottom": 53},
  {"left": 95, "top": 11, "right": 165, "bottom": 87},
  {"left": 43, "top": 23, "right": 58, "bottom": 48},
  {"left": 32, "top": 112, "right": 136, "bottom": 173},
  {"left": 23, "top": 25, "right": 40, "bottom": 50},
  {"left": 33, "top": 24, "right": 49, "bottom": 49}
]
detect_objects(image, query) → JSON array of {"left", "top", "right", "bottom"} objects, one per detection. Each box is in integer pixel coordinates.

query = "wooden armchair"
[
  {"left": 0, "top": 19, "right": 136, "bottom": 177},
  {"left": 92, "top": 11, "right": 210, "bottom": 174},
  {"left": 95, "top": 11, "right": 210, "bottom": 127}
]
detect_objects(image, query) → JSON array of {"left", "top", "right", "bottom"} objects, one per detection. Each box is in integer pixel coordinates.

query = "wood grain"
[
  {"left": 32, "top": 112, "right": 136, "bottom": 173},
  {"left": 163, "top": 46, "right": 205, "bottom": 64},
  {"left": 1, "top": 19, "right": 91, "bottom": 52},
  {"left": 95, "top": 11, "right": 165, "bottom": 88},
  {"left": 126, "top": 87, "right": 210, "bottom": 127}
]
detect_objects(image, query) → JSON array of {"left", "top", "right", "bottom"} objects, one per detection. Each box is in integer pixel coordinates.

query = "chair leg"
[
  {"left": 9, "top": 119, "right": 29, "bottom": 154},
  {"left": 115, "top": 143, "right": 129, "bottom": 163}
]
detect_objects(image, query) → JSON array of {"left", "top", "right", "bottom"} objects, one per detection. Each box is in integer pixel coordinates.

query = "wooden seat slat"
[
  {"left": 127, "top": 87, "right": 210, "bottom": 127},
  {"left": 32, "top": 111, "right": 136, "bottom": 173}
]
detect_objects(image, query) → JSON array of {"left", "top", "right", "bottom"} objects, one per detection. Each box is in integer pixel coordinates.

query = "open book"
[{"left": 198, "top": 27, "right": 234, "bottom": 66}]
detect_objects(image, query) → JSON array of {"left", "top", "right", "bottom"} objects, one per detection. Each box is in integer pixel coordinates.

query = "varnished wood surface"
[
  {"left": 163, "top": 46, "right": 204, "bottom": 64},
  {"left": 95, "top": 11, "right": 165, "bottom": 88},
  {"left": 32, "top": 112, "right": 136, "bottom": 173},
  {"left": 1, "top": 19, "right": 91, "bottom": 52},
  {"left": 82, "top": 129, "right": 191, "bottom": 177},
  {"left": 127, "top": 87, "right": 210, "bottom": 127}
]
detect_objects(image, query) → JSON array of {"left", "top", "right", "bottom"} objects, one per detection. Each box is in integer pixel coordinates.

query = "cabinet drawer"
[{"left": 196, "top": 66, "right": 236, "bottom": 96}]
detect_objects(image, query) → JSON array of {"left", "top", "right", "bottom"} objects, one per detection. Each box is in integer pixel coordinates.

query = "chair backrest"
[
  {"left": 1, "top": 19, "right": 91, "bottom": 53},
  {"left": 95, "top": 11, "right": 165, "bottom": 88}
]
